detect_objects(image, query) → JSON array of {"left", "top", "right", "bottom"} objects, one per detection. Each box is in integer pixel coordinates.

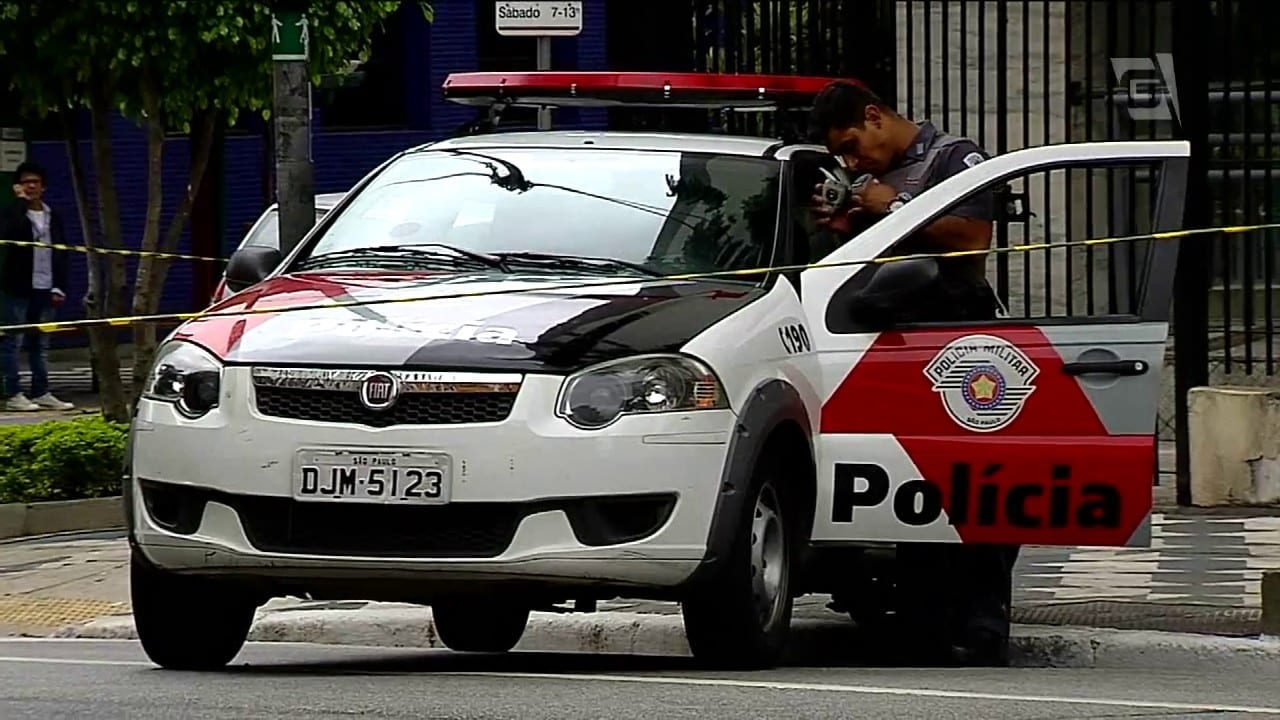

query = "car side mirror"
[
  {"left": 225, "top": 246, "right": 283, "bottom": 292},
  {"left": 847, "top": 257, "right": 942, "bottom": 330}
]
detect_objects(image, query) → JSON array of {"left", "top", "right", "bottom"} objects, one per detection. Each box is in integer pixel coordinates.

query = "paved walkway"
[{"left": 2, "top": 514, "right": 1276, "bottom": 639}]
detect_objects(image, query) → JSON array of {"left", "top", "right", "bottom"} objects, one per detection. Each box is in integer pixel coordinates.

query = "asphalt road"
[{"left": 2, "top": 639, "right": 1279, "bottom": 719}]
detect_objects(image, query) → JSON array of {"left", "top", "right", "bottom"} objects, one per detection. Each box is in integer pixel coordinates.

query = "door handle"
[{"left": 1061, "top": 359, "right": 1149, "bottom": 376}]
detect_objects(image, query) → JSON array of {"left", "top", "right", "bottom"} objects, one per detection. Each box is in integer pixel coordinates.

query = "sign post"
[
  {"left": 271, "top": 1, "right": 315, "bottom": 256},
  {"left": 494, "top": 1, "right": 584, "bottom": 129}
]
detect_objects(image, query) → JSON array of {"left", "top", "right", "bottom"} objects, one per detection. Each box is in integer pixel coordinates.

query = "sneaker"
[
  {"left": 30, "top": 393, "right": 75, "bottom": 411},
  {"left": 5, "top": 393, "right": 40, "bottom": 412}
]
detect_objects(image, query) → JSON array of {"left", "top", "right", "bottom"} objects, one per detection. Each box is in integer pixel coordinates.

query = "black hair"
[
  {"left": 15, "top": 161, "right": 46, "bottom": 183},
  {"left": 807, "top": 81, "right": 894, "bottom": 142}
]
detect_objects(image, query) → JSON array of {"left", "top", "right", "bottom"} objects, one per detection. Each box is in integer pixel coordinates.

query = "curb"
[
  {"left": 0, "top": 496, "right": 123, "bottom": 541},
  {"left": 56, "top": 605, "right": 1280, "bottom": 670}
]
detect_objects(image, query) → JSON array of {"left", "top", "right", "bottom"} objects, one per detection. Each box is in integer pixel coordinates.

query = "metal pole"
[
  {"left": 537, "top": 37, "right": 552, "bottom": 129},
  {"left": 272, "top": 3, "right": 315, "bottom": 257},
  {"left": 1171, "top": 0, "right": 1212, "bottom": 507}
]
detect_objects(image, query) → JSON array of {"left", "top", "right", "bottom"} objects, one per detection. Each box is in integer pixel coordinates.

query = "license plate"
[{"left": 292, "top": 448, "right": 451, "bottom": 504}]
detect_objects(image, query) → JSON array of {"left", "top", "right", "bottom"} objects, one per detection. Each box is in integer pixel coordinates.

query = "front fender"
[{"left": 687, "top": 378, "right": 814, "bottom": 584}]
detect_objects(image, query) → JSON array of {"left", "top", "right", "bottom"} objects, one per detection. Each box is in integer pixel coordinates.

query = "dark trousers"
[
  {"left": 897, "top": 543, "right": 1020, "bottom": 655},
  {"left": 0, "top": 289, "right": 53, "bottom": 399},
  {"left": 898, "top": 278, "right": 1018, "bottom": 652}
]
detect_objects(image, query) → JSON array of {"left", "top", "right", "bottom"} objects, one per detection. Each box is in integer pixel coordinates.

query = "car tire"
[
  {"left": 432, "top": 601, "right": 530, "bottom": 653},
  {"left": 681, "top": 461, "right": 796, "bottom": 669},
  {"left": 130, "top": 548, "right": 257, "bottom": 671}
]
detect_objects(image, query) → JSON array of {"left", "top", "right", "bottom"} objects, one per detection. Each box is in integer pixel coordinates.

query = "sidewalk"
[
  {"left": 3, "top": 512, "right": 1276, "bottom": 640},
  {"left": 0, "top": 354, "right": 128, "bottom": 425}
]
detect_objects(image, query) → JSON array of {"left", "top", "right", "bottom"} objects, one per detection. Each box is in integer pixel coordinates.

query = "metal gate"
[
  {"left": 605, "top": 0, "right": 1280, "bottom": 505},
  {"left": 892, "top": 0, "right": 1279, "bottom": 504}
]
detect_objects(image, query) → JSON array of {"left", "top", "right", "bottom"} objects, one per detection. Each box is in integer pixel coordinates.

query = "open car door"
[{"left": 800, "top": 140, "right": 1189, "bottom": 548}]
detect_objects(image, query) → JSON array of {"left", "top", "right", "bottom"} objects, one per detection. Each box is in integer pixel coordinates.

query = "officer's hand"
[
  {"left": 851, "top": 178, "right": 898, "bottom": 215},
  {"left": 810, "top": 182, "right": 854, "bottom": 236}
]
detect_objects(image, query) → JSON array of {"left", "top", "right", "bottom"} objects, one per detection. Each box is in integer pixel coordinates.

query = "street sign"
[
  {"left": 495, "top": 1, "right": 583, "bottom": 37},
  {"left": 272, "top": 9, "right": 310, "bottom": 60},
  {"left": 0, "top": 128, "right": 25, "bottom": 173}
]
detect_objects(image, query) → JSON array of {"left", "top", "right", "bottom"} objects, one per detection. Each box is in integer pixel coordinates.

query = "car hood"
[{"left": 175, "top": 270, "right": 766, "bottom": 373}]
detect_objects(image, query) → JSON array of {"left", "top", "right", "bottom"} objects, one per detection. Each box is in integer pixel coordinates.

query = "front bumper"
[{"left": 128, "top": 367, "right": 734, "bottom": 591}]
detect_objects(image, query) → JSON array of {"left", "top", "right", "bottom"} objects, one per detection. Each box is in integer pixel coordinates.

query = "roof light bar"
[{"left": 441, "top": 71, "right": 865, "bottom": 111}]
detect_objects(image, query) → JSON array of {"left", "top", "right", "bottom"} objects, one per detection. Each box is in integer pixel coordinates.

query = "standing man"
[
  {"left": 806, "top": 81, "right": 1015, "bottom": 666},
  {"left": 1, "top": 161, "right": 75, "bottom": 412}
]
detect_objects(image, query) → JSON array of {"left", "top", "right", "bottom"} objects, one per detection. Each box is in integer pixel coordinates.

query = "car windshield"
[
  {"left": 294, "top": 147, "right": 782, "bottom": 279},
  {"left": 243, "top": 207, "right": 332, "bottom": 249}
]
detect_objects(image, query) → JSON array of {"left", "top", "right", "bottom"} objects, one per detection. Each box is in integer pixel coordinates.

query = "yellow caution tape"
[
  {"left": 2, "top": 221, "right": 1278, "bottom": 335},
  {"left": 0, "top": 237, "right": 225, "bottom": 263}
]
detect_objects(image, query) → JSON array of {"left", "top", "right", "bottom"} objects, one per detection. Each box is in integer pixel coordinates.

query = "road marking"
[
  {"left": 1, "top": 650, "right": 1278, "bottom": 715},
  {"left": 449, "top": 671, "right": 1280, "bottom": 715},
  {"left": 0, "top": 656, "right": 152, "bottom": 667}
]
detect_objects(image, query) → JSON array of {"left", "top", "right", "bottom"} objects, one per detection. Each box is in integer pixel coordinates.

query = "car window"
[
  {"left": 241, "top": 208, "right": 331, "bottom": 250},
  {"left": 297, "top": 148, "right": 782, "bottom": 277}
]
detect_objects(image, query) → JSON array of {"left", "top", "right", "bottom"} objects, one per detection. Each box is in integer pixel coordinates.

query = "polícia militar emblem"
[{"left": 922, "top": 334, "right": 1039, "bottom": 432}]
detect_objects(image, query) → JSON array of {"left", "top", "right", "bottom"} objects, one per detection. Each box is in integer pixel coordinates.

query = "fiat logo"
[{"left": 359, "top": 372, "right": 400, "bottom": 411}]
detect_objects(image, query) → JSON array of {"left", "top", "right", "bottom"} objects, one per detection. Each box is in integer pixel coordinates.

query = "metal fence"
[
  {"left": 888, "top": 0, "right": 1279, "bottom": 502},
  {"left": 609, "top": 0, "right": 1280, "bottom": 503}
]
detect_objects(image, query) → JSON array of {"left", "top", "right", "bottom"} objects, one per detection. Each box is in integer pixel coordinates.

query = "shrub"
[{"left": 0, "top": 416, "right": 128, "bottom": 505}]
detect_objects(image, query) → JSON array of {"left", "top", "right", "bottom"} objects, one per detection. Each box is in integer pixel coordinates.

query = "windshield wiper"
[
  {"left": 441, "top": 150, "right": 533, "bottom": 192},
  {"left": 298, "top": 243, "right": 511, "bottom": 272},
  {"left": 494, "top": 252, "right": 664, "bottom": 277}
]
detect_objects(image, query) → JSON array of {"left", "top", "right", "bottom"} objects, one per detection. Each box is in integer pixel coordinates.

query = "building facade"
[{"left": 21, "top": 0, "right": 610, "bottom": 325}]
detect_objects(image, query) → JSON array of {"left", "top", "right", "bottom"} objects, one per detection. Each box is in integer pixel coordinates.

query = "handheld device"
[{"left": 819, "top": 166, "right": 874, "bottom": 213}]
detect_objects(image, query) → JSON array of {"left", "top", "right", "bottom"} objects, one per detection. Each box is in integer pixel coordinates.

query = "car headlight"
[
  {"left": 143, "top": 341, "right": 223, "bottom": 418},
  {"left": 556, "top": 354, "right": 728, "bottom": 430}
]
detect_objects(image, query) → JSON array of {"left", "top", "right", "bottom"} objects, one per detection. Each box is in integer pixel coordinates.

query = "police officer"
[{"left": 806, "top": 80, "right": 1017, "bottom": 666}]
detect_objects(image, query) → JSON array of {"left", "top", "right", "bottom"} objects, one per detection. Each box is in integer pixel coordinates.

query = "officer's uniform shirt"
[{"left": 877, "top": 122, "right": 993, "bottom": 260}]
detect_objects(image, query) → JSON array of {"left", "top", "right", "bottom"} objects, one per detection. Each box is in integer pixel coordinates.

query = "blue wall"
[{"left": 31, "top": 0, "right": 609, "bottom": 343}]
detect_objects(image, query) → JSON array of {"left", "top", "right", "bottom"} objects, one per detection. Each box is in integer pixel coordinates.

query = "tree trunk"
[
  {"left": 128, "top": 100, "right": 168, "bottom": 408},
  {"left": 79, "top": 93, "right": 132, "bottom": 423},
  {"left": 128, "top": 106, "right": 218, "bottom": 406}
]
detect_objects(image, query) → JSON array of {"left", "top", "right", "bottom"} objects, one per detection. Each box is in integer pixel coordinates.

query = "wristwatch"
[{"left": 886, "top": 192, "right": 911, "bottom": 214}]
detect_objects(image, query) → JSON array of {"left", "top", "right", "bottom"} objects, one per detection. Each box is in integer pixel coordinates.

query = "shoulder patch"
[{"left": 962, "top": 151, "right": 985, "bottom": 168}]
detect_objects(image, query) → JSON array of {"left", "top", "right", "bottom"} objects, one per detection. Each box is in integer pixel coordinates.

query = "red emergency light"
[{"left": 441, "top": 71, "right": 865, "bottom": 111}]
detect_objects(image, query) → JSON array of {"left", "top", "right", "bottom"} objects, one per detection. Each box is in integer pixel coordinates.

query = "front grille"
[
  {"left": 254, "top": 386, "right": 516, "bottom": 427},
  {"left": 138, "top": 480, "right": 679, "bottom": 559},
  {"left": 234, "top": 495, "right": 522, "bottom": 558}
]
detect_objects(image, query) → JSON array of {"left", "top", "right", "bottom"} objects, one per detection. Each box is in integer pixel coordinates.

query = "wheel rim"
[{"left": 749, "top": 484, "right": 787, "bottom": 631}]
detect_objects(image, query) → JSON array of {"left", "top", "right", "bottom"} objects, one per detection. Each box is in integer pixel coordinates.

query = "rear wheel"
[
  {"left": 432, "top": 601, "right": 530, "bottom": 653},
  {"left": 681, "top": 463, "right": 796, "bottom": 669},
  {"left": 130, "top": 548, "right": 257, "bottom": 670}
]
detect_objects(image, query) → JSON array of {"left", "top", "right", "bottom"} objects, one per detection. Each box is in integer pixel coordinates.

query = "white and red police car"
[{"left": 125, "top": 71, "right": 1188, "bottom": 670}]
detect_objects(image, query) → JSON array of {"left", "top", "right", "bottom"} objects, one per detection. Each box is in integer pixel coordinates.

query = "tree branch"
[
  {"left": 160, "top": 107, "right": 217, "bottom": 255},
  {"left": 88, "top": 79, "right": 123, "bottom": 251},
  {"left": 60, "top": 110, "right": 98, "bottom": 251},
  {"left": 137, "top": 64, "right": 165, "bottom": 256}
]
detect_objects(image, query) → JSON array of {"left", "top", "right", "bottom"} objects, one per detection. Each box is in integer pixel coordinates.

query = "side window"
[
  {"left": 826, "top": 157, "right": 1168, "bottom": 332},
  {"left": 786, "top": 151, "right": 844, "bottom": 267},
  {"left": 241, "top": 210, "right": 279, "bottom": 249}
]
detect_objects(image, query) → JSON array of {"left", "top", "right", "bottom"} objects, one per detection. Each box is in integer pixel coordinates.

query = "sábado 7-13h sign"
[{"left": 495, "top": 1, "right": 583, "bottom": 36}]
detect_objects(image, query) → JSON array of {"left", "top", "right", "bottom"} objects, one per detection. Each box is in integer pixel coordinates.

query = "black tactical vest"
[{"left": 872, "top": 128, "right": 1000, "bottom": 321}]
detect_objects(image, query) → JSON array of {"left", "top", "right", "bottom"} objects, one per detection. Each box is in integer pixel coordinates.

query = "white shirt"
[{"left": 26, "top": 206, "right": 53, "bottom": 291}]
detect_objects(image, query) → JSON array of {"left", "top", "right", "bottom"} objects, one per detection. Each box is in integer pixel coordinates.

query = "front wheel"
[
  {"left": 432, "top": 601, "right": 529, "bottom": 653},
  {"left": 681, "top": 465, "right": 796, "bottom": 669},
  {"left": 130, "top": 549, "right": 257, "bottom": 670}
]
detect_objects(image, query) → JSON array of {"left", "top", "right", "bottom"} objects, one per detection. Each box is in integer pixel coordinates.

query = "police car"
[{"left": 125, "top": 71, "right": 1190, "bottom": 670}]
